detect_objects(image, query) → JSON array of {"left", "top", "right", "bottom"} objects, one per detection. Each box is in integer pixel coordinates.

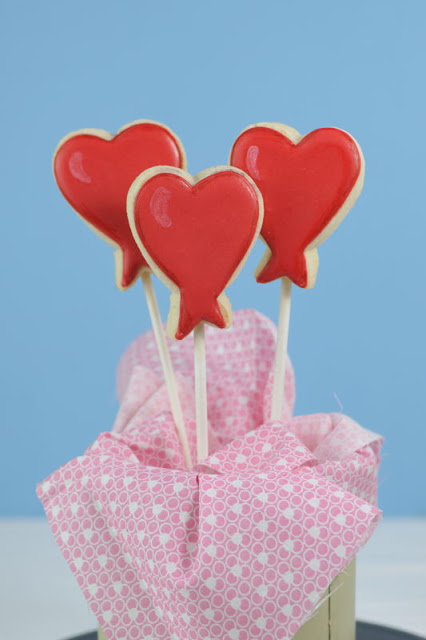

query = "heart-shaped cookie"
[
  {"left": 53, "top": 120, "right": 186, "bottom": 289},
  {"left": 127, "top": 166, "right": 263, "bottom": 339},
  {"left": 230, "top": 124, "right": 364, "bottom": 288}
]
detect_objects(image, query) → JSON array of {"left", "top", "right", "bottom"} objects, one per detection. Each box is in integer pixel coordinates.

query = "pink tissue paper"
[{"left": 37, "top": 309, "right": 383, "bottom": 640}]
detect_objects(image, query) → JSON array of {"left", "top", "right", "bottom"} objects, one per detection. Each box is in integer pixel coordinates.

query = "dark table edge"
[{"left": 63, "top": 621, "right": 426, "bottom": 640}]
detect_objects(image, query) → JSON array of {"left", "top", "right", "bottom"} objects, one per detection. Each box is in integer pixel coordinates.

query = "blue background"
[{"left": 1, "top": 1, "right": 425, "bottom": 516}]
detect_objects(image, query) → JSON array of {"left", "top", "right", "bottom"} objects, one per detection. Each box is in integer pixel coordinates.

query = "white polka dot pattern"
[{"left": 37, "top": 309, "right": 383, "bottom": 640}]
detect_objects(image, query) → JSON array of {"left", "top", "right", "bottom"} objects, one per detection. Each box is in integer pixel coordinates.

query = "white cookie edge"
[
  {"left": 127, "top": 165, "right": 264, "bottom": 339},
  {"left": 230, "top": 122, "right": 365, "bottom": 289},
  {"left": 53, "top": 119, "right": 187, "bottom": 290}
]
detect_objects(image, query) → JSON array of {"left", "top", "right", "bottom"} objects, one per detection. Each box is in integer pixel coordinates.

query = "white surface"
[
  {"left": 356, "top": 518, "right": 426, "bottom": 637},
  {"left": 0, "top": 517, "right": 425, "bottom": 640}
]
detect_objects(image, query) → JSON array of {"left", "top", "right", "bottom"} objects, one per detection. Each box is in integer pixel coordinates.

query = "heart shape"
[
  {"left": 127, "top": 167, "right": 263, "bottom": 339},
  {"left": 230, "top": 124, "right": 364, "bottom": 288},
  {"left": 53, "top": 120, "right": 185, "bottom": 289}
]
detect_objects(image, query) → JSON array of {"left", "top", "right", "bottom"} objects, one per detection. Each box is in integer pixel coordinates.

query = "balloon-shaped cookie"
[
  {"left": 230, "top": 123, "right": 364, "bottom": 288},
  {"left": 53, "top": 120, "right": 186, "bottom": 289},
  {"left": 127, "top": 166, "right": 264, "bottom": 340}
]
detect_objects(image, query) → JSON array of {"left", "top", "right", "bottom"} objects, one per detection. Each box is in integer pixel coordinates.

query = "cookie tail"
[
  {"left": 168, "top": 291, "right": 230, "bottom": 340},
  {"left": 255, "top": 249, "right": 309, "bottom": 288},
  {"left": 115, "top": 245, "right": 148, "bottom": 290}
]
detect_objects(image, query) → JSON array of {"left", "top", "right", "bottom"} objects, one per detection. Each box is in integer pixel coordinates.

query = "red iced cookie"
[
  {"left": 127, "top": 166, "right": 263, "bottom": 340},
  {"left": 230, "top": 124, "right": 364, "bottom": 288},
  {"left": 54, "top": 120, "right": 186, "bottom": 289}
]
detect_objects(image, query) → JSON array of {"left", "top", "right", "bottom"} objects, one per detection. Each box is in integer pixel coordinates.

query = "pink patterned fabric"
[
  {"left": 37, "top": 309, "right": 382, "bottom": 640},
  {"left": 114, "top": 309, "right": 295, "bottom": 448}
]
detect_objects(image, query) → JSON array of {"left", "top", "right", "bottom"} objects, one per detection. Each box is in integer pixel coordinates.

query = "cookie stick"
[
  {"left": 53, "top": 120, "right": 192, "bottom": 469},
  {"left": 230, "top": 123, "right": 365, "bottom": 420},
  {"left": 139, "top": 270, "right": 193, "bottom": 469},
  {"left": 193, "top": 324, "right": 208, "bottom": 462},
  {"left": 127, "top": 165, "right": 263, "bottom": 463},
  {"left": 270, "top": 276, "right": 292, "bottom": 419}
]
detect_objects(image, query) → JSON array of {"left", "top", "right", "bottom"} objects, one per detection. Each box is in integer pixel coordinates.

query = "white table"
[{"left": 1, "top": 518, "right": 425, "bottom": 640}]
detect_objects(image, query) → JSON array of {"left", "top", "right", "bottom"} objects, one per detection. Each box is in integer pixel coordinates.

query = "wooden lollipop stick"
[
  {"left": 270, "top": 276, "right": 292, "bottom": 421},
  {"left": 140, "top": 271, "right": 192, "bottom": 470},
  {"left": 194, "top": 323, "right": 208, "bottom": 463}
]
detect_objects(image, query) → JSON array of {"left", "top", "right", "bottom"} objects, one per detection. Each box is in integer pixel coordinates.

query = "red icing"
[
  {"left": 131, "top": 170, "right": 262, "bottom": 339},
  {"left": 54, "top": 122, "right": 184, "bottom": 288},
  {"left": 230, "top": 126, "right": 363, "bottom": 287}
]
